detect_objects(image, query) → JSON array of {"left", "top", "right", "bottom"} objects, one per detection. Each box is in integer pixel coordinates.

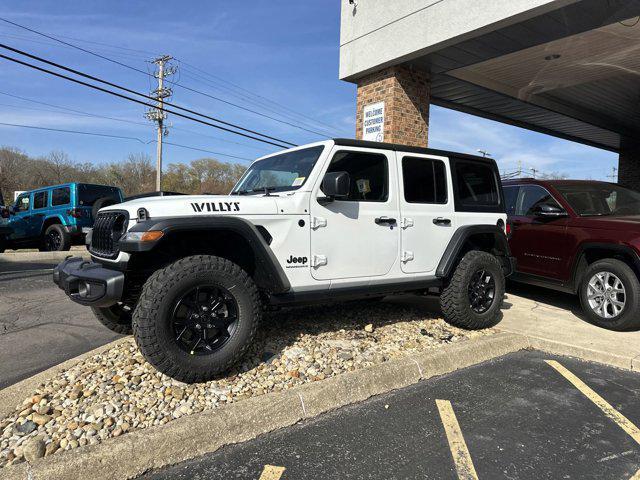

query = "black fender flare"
[
  {"left": 570, "top": 242, "right": 640, "bottom": 292},
  {"left": 436, "top": 224, "right": 513, "bottom": 278},
  {"left": 121, "top": 216, "right": 291, "bottom": 294}
]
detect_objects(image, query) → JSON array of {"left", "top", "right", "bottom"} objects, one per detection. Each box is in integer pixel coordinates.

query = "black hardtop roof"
[
  {"left": 502, "top": 178, "right": 617, "bottom": 187},
  {"left": 332, "top": 138, "right": 493, "bottom": 164}
]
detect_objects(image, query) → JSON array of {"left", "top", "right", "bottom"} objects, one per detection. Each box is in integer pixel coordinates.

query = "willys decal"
[{"left": 190, "top": 201, "right": 240, "bottom": 213}]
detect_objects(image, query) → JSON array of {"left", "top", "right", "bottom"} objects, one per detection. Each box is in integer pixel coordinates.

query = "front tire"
[
  {"left": 132, "top": 255, "right": 261, "bottom": 383},
  {"left": 579, "top": 259, "right": 640, "bottom": 331},
  {"left": 91, "top": 304, "right": 133, "bottom": 334},
  {"left": 40, "top": 224, "right": 71, "bottom": 251},
  {"left": 440, "top": 251, "right": 505, "bottom": 329}
]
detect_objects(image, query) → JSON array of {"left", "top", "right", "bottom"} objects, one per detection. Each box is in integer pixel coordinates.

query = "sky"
[{"left": 0, "top": 1, "right": 618, "bottom": 180}]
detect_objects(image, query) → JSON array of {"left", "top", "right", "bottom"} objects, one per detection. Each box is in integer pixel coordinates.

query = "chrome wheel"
[{"left": 587, "top": 271, "right": 626, "bottom": 320}]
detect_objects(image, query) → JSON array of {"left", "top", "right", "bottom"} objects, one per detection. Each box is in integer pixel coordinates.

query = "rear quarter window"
[
  {"left": 51, "top": 187, "right": 71, "bottom": 206},
  {"left": 452, "top": 159, "right": 502, "bottom": 212}
]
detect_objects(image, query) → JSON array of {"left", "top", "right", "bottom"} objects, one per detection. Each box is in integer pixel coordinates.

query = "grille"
[{"left": 89, "top": 211, "right": 128, "bottom": 259}]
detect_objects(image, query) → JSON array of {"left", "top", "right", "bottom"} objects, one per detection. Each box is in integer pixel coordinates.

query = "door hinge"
[
  {"left": 400, "top": 217, "right": 414, "bottom": 229},
  {"left": 311, "top": 255, "right": 327, "bottom": 268},
  {"left": 310, "top": 216, "right": 327, "bottom": 229},
  {"left": 401, "top": 251, "right": 414, "bottom": 263}
]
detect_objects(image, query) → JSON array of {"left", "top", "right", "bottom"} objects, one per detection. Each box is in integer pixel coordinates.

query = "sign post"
[{"left": 362, "top": 102, "right": 385, "bottom": 142}]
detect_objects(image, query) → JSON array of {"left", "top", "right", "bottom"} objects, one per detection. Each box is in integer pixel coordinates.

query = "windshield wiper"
[{"left": 231, "top": 187, "right": 278, "bottom": 196}]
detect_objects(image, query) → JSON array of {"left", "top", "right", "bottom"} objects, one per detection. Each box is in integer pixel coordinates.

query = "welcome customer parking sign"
[{"left": 363, "top": 101, "right": 385, "bottom": 142}]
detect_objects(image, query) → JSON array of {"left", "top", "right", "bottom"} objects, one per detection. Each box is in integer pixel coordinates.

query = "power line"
[
  {"left": 0, "top": 121, "right": 150, "bottom": 143},
  {"left": 0, "top": 17, "right": 339, "bottom": 138},
  {"left": 0, "top": 42, "right": 296, "bottom": 147},
  {"left": 178, "top": 61, "right": 342, "bottom": 134},
  {"left": 0, "top": 47, "right": 294, "bottom": 148},
  {"left": 0, "top": 90, "right": 271, "bottom": 151},
  {"left": 163, "top": 142, "right": 251, "bottom": 162},
  {"left": 0, "top": 121, "right": 253, "bottom": 162}
]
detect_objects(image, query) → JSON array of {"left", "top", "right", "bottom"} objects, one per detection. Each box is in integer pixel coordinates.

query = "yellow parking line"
[
  {"left": 545, "top": 360, "right": 640, "bottom": 446},
  {"left": 258, "top": 465, "right": 286, "bottom": 480},
  {"left": 436, "top": 399, "right": 479, "bottom": 480}
]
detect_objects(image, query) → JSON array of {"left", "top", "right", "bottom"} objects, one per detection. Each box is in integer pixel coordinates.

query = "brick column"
[
  {"left": 618, "top": 139, "right": 640, "bottom": 192},
  {"left": 355, "top": 66, "right": 430, "bottom": 147}
]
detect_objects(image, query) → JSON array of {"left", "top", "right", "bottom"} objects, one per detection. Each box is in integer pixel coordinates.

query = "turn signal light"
[
  {"left": 122, "top": 230, "right": 164, "bottom": 242},
  {"left": 140, "top": 231, "right": 164, "bottom": 242}
]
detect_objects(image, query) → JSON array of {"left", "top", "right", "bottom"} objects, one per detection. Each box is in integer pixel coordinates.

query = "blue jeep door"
[
  {"left": 31, "top": 190, "right": 49, "bottom": 237},
  {"left": 10, "top": 193, "right": 32, "bottom": 239}
]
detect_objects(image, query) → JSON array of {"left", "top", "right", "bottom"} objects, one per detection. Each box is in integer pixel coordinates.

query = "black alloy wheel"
[
  {"left": 467, "top": 269, "right": 496, "bottom": 314},
  {"left": 45, "top": 229, "right": 62, "bottom": 251},
  {"left": 171, "top": 285, "right": 239, "bottom": 355}
]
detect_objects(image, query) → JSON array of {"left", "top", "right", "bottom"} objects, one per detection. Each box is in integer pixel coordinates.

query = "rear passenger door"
[
  {"left": 397, "top": 154, "right": 454, "bottom": 274},
  {"left": 30, "top": 190, "right": 49, "bottom": 237}
]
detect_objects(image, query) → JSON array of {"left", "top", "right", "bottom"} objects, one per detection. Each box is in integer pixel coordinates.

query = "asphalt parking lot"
[
  {"left": 143, "top": 351, "right": 640, "bottom": 480},
  {"left": 0, "top": 265, "right": 121, "bottom": 388}
]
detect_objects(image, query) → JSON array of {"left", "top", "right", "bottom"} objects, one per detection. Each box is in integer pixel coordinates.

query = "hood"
[
  {"left": 571, "top": 215, "right": 640, "bottom": 232},
  {"left": 101, "top": 194, "right": 280, "bottom": 219}
]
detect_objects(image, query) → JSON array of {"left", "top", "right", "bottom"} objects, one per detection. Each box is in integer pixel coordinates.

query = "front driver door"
[
  {"left": 509, "top": 185, "right": 569, "bottom": 278},
  {"left": 310, "top": 147, "right": 399, "bottom": 281},
  {"left": 10, "top": 193, "right": 32, "bottom": 240}
]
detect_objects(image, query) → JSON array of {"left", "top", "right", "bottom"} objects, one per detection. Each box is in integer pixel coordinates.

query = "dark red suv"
[{"left": 502, "top": 179, "right": 640, "bottom": 331}]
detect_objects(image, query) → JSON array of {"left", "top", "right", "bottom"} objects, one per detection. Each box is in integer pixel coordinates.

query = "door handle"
[
  {"left": 433, "top": 217, "right": 451, "bottom": 226},
  {"left": 375, "top": 216, "right": 396, "bottom": 225}
]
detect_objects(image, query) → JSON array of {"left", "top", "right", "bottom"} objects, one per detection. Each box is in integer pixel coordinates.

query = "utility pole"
[
  {"left": 530, "top": 167, "right": 539, "bottom": 179},
  {"left": 607, "top": 166, "right": 618, "bottom": 183},
  {"left": 146, "top": 55, "right": 177, "bottom": 191},
  {"left": 477, "top": 149, "right": 491, "bottom": 158}
]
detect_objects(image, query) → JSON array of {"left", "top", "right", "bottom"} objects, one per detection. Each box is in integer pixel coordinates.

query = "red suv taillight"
[{"left": 67, "top": 208, "right": 83, "bottom": 219}]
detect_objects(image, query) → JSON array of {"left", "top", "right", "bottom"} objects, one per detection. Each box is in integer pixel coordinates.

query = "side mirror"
[
  {"left": 533, "top": 203, "right": 566, "bottom": 218},
  {"left": 320, "top": 171, "right": 350, "bottom": 202}
]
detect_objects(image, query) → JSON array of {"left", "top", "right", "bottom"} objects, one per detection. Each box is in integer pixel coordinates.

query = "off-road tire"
[
  {"left": 132, "top": 255, "right": 261, "bottom": 383},
  {"left": 440, "top": 250, "right": 505, "bottom": 329},
  {"left": 579, "top": 259, "right": 640, "bottom": 331},
  {"left": 91, "top": 304, "right": 133, "bottom": 335},
  {"left": 40, "top": 224, "right": 71, "bottom": 251}
]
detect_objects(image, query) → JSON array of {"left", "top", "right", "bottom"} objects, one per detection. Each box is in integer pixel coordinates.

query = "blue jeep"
[{"left": 1, "top": 183, "right": 124, "bottom": 252}]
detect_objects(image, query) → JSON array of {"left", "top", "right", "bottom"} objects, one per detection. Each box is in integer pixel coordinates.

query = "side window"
[
  {"left": 455, "top": 161, "right": 499, "bottom": 207},
  {"left": 15, "top": 195, "right": 30, "bottom": 212},
  {"left": 503, "top": 186, "right": 519, "bottom": 216},
  {"left": 325, "top": 151, "right": 388, "bottom": 202},
  {"left": 402, "top": 157, "right": 447, "bottom": 204},
  {"left": 51, "top": 187, "right": 71, "bottom": 206},
  {"left": 33, "top": 191, "right": 48, "bottom": 209},
  {"left": 516, "top": 185, "right": 561, "bottom": 216}
]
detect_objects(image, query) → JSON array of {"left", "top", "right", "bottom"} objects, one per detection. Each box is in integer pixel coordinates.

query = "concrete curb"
[
  {"left": 0, "top": 250, "right": 90, "bottom": 267},
  {"left": 0, "top": 333, "right": 528, "bottom": 480},
  {"left": 0, "top": 338, "right": 129, "bottom": 420}
]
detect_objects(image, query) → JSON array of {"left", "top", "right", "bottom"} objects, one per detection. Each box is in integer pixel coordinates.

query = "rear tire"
[
  {"left": 132, "top": 255, "right": 261, "bottom": 383},
  {"left": 579, "top": 259, "right": 640, "bottom": 331},
  {"left": 440, "top": 251, "right": 505, "bottom": 329},
  {"left": 40, "top": 224, "right": 71, "bottom": 251},
  {"left": 91, "top": 304, "right": 133, "bottom": 335}
]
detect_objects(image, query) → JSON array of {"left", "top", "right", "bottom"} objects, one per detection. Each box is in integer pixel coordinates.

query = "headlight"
[{"left": 121, "top": 230, "right": 164, "bottom": 242}]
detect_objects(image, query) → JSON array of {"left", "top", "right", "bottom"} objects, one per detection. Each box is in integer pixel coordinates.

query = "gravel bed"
[{"left": 0, "top": 299, "right": 494, "bottom": 467}]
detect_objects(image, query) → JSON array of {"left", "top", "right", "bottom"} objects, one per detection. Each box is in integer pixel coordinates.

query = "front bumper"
[{"left": 53, "top": 256, "right": 124, "bottom": 307}]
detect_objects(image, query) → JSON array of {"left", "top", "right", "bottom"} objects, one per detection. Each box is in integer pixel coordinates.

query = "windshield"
[
  {"left": 555, "top": 183, "right": 640, "bottom": 217},
  {"left": 233, "top": 146, "right": 324, "bottom": 194}
]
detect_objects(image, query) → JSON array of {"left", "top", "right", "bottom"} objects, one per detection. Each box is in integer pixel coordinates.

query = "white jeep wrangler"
[{"left": 54, "top": 139, "right": 514, "bottom": 383}]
